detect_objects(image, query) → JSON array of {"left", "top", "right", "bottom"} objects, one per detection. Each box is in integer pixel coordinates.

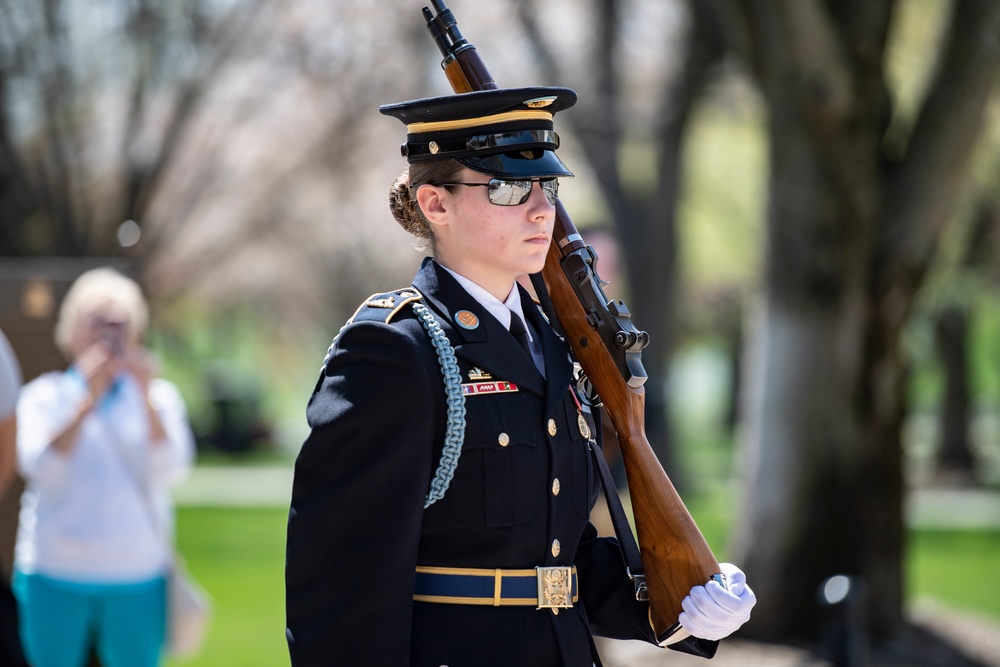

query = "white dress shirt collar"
[{"left": 439, "top": 265, "right": 530, "bottom": 339}]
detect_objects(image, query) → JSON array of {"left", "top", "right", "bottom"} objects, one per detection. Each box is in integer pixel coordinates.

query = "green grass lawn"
[
  {"left": 907, "top": 528, "right": 1000, "bottom": 616},
  {"left": 684, "top": 493, "right": 1000, "bottom": 620},
  {"left": 168, "top": 507, "right": 290, "bottom": 667},
  {"left": 167, "top": 504, "right": 1000, "bottom": 666}
]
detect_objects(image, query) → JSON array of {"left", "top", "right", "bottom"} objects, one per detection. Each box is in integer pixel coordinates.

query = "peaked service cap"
[{"left": 379, "top": 87, "right": 577, "bottom": 179}]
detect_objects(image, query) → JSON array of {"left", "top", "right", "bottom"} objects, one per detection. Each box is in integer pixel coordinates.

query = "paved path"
[
  {"left": 174, "top": 465, "right": 294, "bottom": 507},
  {"left": 907, "top": 487, "right": 1000, "bottom": 529},
  {"left": 173, "top": 464, "right": 1000, "bottom": 530}
]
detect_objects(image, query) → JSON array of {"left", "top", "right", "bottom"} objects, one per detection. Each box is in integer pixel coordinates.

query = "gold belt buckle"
[{"left": 536, "top": 566, "right": 574, "bottom": 610}]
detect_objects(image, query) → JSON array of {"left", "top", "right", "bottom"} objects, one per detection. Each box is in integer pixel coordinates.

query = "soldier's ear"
[{"left": 415, "top": 184, "right": 451, "bottom": 226}]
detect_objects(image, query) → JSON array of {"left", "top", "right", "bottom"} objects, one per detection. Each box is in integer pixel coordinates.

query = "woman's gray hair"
[{"left": 55, "top": 267, "right": 148, "bottom": 357}]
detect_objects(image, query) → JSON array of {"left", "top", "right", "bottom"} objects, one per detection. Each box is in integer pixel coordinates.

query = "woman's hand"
[
  {"left": 123, "top": 346, "right": 157, "bottom": 395},
  {"left": 75, "top": 341, "right": 121, "bottom": 405},
  {"left": 48, "top": 342, "right": 120, "bottom": 454},
  {"left": 678, "top": 562, "right": 756, "bottom": 641}
]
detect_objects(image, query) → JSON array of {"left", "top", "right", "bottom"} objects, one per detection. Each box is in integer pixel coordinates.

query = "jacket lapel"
[
  {"left": 412, "top": 259, "right": 546, "bottom": 397},
  {"left": 520, "top": 283, "right": 574, "bottom": 417}
]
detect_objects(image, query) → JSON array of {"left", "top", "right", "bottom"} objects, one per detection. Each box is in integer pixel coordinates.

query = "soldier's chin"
[{"left": 525, "top": 256, "right": 548, "bottom": 274}]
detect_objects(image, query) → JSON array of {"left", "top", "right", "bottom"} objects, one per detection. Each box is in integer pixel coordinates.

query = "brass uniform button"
[
  {"left": 547, "top": 419, "right": 557, "bottom": 436},
  {"left": 551, "top": 478, "right": 560, "bottom": 496},
  {"left": 551, "top": 539, "right": 561, "bottom": 558},
  {"left": 498, "top": 432, "right": 510, "bottom": 447}
]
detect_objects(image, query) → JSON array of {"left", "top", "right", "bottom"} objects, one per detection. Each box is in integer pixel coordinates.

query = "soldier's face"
[{"left": 428, "top": 169, "right": 555, "bottom": 299}]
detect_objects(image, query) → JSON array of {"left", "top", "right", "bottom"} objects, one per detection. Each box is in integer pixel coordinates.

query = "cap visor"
[{"left": 458, "top": 150, "right": 573, "bottom": 179}]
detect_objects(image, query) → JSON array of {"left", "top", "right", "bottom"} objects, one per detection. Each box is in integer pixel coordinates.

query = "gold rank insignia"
[
  {"left": 468, "top": 367, "right": 492, "bottom": 380},
  {"left": 367, "top": 296, "right": 395, "bottom": 308}
]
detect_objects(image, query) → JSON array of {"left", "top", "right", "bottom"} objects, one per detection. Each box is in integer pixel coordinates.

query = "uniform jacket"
[{"left": 286, "top": 258, "right": 716, "bottom": 666}]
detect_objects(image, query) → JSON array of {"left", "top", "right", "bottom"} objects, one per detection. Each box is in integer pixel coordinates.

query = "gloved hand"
[{"left": 678, "top": 562, "right": 756, "bottom": 641}]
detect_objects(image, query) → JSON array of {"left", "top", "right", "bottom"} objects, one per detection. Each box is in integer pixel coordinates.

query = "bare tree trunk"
[
  {"left": 719, "top": 0, "right": 1000, "bottom": 648},
  {"left": 733, "top": 104, "right": 876, "bottom": 638},
  {"left": 934, "top": 307, "right": 975, "bottom": 482},
  {"left": 929, "top": 194, "right": 1000, "bottom": 484}
]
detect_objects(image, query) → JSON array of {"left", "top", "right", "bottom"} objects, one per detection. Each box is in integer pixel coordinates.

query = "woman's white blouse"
[{"left": 15, "top": 370, "right": 195, "bottom": 583}]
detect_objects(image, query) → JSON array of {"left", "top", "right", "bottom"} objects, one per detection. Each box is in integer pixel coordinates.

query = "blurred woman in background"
[{"left": 13, "top": 267, "right": 195, "bottom": 667}]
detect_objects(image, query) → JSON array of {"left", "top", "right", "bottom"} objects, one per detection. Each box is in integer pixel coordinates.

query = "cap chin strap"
[{"left": 403, "top": 129, "right": 559, "bottom": 160}]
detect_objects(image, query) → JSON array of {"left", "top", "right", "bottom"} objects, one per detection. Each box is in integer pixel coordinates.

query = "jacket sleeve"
[{"left": 285, "top": 320, "right": 438, "bottom": 666}]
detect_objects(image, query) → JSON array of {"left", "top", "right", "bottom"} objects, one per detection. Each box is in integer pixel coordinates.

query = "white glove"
[{"left": 678, "top": 562, "right": 756, "bottom": 641}]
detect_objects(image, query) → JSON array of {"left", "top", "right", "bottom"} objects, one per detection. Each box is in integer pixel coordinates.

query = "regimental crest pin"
[{"left": 455, "top": 310, "right": 479, "bottom": 330}]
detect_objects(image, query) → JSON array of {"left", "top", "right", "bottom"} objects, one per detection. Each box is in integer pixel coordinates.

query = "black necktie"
[{"left": 508, "top": 312, "right": 532, "bottom": 358}]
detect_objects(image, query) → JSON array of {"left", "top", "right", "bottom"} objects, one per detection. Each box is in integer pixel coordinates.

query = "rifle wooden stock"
[
  {"left": 422, "top": 0, "right": 719, "bottom": 642},
  {"left": 542, "top": 205, "right": 719, "bottom": 639},
  {"left": 443, "top": 49, "right": 495, "bottom": 92}
]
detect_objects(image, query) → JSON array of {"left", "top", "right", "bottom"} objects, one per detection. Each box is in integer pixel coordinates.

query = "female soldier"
[{"left": 285, "top": 87, "right": 754, "bottom": 666}]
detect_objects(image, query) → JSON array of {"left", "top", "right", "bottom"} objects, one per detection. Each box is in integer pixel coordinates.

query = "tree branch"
[{"left": 879, "top": 0, "right": 1000, "bottom": 318}]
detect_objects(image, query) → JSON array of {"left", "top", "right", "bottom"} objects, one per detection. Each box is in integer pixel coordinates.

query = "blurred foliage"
[
  {"left": 147, "top": 298, "right": 327, "bottom": 456},
  {"left": 678, "top": 88, "right": 767, "bottom": 294}
]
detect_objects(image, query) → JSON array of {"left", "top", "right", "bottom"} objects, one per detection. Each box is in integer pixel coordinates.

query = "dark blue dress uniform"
[{"left": 285, "top": 258, "right": 717, "bottom": 666}]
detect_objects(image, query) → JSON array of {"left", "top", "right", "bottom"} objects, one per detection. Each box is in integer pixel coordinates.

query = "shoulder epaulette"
[{"left": 347, "top": 287, "right": 423, "bottom": 325}]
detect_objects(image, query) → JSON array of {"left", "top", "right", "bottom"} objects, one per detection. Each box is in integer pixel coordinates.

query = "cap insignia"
[
  {"left": 524, "top": 96, "right": 557, "bottom": 109},
  {"left": 429, "top": 141, "right": 440, "bottom": 155}
]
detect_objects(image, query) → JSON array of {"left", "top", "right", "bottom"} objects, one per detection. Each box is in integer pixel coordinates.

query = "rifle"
[{"left": 421, "top": 0, "right": 721, "bottom": 645}]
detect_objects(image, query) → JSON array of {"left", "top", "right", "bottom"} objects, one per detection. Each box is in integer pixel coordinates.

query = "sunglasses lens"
[
  {"left": 488, "top": 180, "right": 532, "bottom": 206},
  {"left": 487, "top": 179, "right": 559, "bottom": 206},
  {"left": 540, "top": 179, "right": 558, "bottom": 205}
]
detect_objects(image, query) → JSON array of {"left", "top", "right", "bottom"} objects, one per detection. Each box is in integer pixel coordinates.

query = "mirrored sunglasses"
[{"left": 436, "top": 178, "right": 559, "bottom": 206}]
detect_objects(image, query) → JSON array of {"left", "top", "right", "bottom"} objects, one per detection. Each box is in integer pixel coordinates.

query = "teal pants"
[{"left": 13, "top": 571, "right": 166, "bottom": 667}]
